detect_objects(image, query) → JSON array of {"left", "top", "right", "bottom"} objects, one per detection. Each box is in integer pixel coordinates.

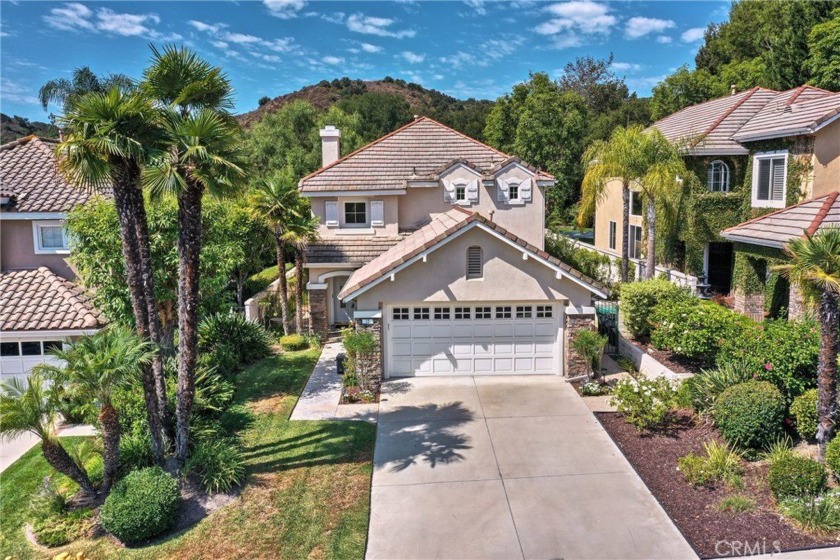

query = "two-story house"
[
  {"left": 593, "top": 85, "right": 840, "bottom": 318},
  {"left": 0, "top": 136, "right": 104, "bottom": 382},
  {"left": 300, "top": 117, "right": 607, "bottom": 379}
]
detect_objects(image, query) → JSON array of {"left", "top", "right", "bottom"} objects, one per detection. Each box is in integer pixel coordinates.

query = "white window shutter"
[
  {"left": 371, "top": 200, "right": 384, "bottom": 226},
  {"left": 466, "top": 180, "right": 479, "bottom": 203},
  {"left": 325, "top": 201, "right": 339, "bottom": 227},
  {"left": 519, "top": 178, "right": 532, "bottom": 201},
  {"left": 771, "top": 157, "right": 785, "bottom": 201},
  {"left": 443, "top": 180, "right": 456, "bottom": 203},
  {"left": 497, "top": 178, "right": 509, "bottom": 202}
]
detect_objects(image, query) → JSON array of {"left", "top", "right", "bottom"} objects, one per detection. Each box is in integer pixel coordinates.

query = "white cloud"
[
  {"left": 322, "top": 55, "right": 344, "bottom": 65},
  {"left": 440, "top": 51, "right": 475, "bottom": 68},
  {"left": 360, "top": 42, "right": 382, "bottom": 53},
  {"left": 656, "top": 35, "right": 673, "bottom": 44},
  {"left": 96, "top": 8, "right": 159, "bottom": 37},
  {"left": 538, "top": 1, "right": 617, "bottom": 35},
  {"left": 188, "top": 20, "right": 223, "bottom": 33},
  {"left": 264, "top": 38, "right": 296, "bottom": 52},
  {"left": 400, "top": 51, "right": 425, "bottom": 64},
  {"left": 321, "top": 12, "right": 346, "bottom": 24},
  {"left": 681, "top": 27, "right": 705, "bottom": 42},
  {"left": 463, "top": 0, "right": 487, "bottom": 15},
  {"left": 43, "top": 3, "right": 94, "bottom": 32},
  {"left": 611, "top": 62, "right": 642, "bottom": 72},
  {"left": 43, "top": 3, "right": 179, "bottom": 40},
  {"left": 625, "top": 17, "right": 675, "bottom": 39},
  {"left": 625, "top": 75, "right": 666, "bottom": 91},
  {"left": 1, "top": 78, "right": 40, "bottom": 106},
  {"left": 550, "top": 34, "right": 584, "bottom": 49},
  {"left": 223, "top": 32, "right": 262, "bottom": 44},
  {"left": 441, "top": 36, "right": 523, "bottom": 68},
  {"left": 211, "top": 40, "right": 229, "bottom": 49},
  {"left": 346, "top": 13, "right": 415, "bottom": 38},
  {"left": 250, "top": 52, "right": 282, "bottom": 63},
  {"left": 263, "top": 0, "right": 306, "bottom": 19}
]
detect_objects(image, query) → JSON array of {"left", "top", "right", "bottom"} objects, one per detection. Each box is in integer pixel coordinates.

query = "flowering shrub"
[
  {"left": 650, "top": 298, "right": 752, "bottom": 364},
  {"left": 580, "top": 381, "right": 609, "bottom": 396},
  {"left": 610, "top": 376, "right": 678, "bottom": 431}
]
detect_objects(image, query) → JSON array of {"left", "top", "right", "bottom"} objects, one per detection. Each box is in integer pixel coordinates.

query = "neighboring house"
[
  {"left": 0, "top": 136, "right": 105, "bottom": 382},
  {"left": 300, "top": 117, "right": 607, "bottom": 379},
  {"left": 593, "top": 85, "right": 840, "bottom": 318}
]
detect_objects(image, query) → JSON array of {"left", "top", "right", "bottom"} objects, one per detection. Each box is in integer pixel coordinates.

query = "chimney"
[
  {"left": 320, "top": 125, "right": 341, "bottom": 167},
  {"left": 730, "top": 84, "right": 737, "bottom": 96}
]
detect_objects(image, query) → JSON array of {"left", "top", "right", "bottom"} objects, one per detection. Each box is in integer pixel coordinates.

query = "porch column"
[
  {"left": 307, "top": 282, "right": 328, "bottom": 341},
  {"left": 788, "top": 284, "right": 807, "bottom": 320},
  {"left": 564, "top": 306, "right": 597, "bottom": 379},
  {"left": 732, "top": 252, "right": 766, "bottom": 321}
]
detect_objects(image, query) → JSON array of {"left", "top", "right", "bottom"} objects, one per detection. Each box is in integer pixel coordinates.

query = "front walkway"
[{"left": 367, "top": 375, "right": 696, "bottom": 560}]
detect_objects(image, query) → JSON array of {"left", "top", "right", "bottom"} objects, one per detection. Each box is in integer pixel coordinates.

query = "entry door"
[
  {"left": 707, "top": 242, "right": 734, "bottom": 294},
  {"left": 332, "top": 277, "right": 353, "bottom": 324}
]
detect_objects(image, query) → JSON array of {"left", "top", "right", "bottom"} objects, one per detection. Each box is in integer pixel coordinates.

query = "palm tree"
[
  {"left": 142, "top": 45, "right": 244, "bottom": 466},
  {"left": 775, "top": 228, "right": 840, "bottom": 459},
  {"left": 0, "top": 372, "right": 96, "bottom": 498},
  {"left": 248, "top": 178, "right": 304, "bottom": 335},
  {"left": 577, "top": 125, "right": 648, "bottom": 282},
  {"left": 283, "top": 207, "right": 320, "bottom": 333},
  {"left": 57, "top": 88, "right": 168, "bottom": 464},
  {"left": 38, "top": 327, "right": 155, "bottom": 495},
  {"left": 39, "top": 66, "right": 133, "bottom": 116}
]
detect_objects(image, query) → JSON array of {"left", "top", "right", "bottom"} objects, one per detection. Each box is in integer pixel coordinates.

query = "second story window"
[
  {"left": 508, "top": 181, "right": 520, "bottom": 201},
  {"left": 455, "top": 185, "right": 466, "bottom": 201},
  {"left": 752, "top": 152, "right": 787, "bottom": 208},
  {"left": 707, "top": 160, "right": 730, "bottom": 192},
  {"left": 630, "top": 191, "right": 643, "bottom": 216},
  {"left": 33, "top": 221, "right": 70, "bottom": 254},
  {"left": 344, "top": 202, "right": 367, "bottom": 226}
]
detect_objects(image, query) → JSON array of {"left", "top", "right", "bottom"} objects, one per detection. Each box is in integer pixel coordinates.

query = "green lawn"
[{"left": 0, "top": 348, "right": 377, "bottom": 559}]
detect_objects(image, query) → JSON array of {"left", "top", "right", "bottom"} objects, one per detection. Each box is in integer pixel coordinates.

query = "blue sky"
[{"left": 1, "top": 1, "right": 730, "bottom": 121}]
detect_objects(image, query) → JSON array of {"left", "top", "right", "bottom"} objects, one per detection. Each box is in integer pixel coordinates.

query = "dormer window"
[
  {"left": 455, "top": 185, "right": 466, "bottom": 201},
  {"left": 508, "top": 182, "right": 520, "bottom": 201},
  {"left": 497, "top": 177, "right": 532, "bottom": 205},
  {"left": 707, "top": 160, "right": 729, "bottom": 192},
  {"left": 444, "top": 178, "right": 478, "bottom": 206},
  {"left": 344, "top": 202, "right": 367, "bottom": 226}
]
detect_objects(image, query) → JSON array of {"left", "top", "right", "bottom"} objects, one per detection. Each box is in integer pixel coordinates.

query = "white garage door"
[{"left": 386, "top": 302, "right": 562, "bottom": 377}]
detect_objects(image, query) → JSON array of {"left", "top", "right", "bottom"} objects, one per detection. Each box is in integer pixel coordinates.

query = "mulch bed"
[
  {"left": 630, "top": 338, "right": 708, "bottom": 374},
  {"left": 596, "top": 411, "right": 839, "bottom": 558}
]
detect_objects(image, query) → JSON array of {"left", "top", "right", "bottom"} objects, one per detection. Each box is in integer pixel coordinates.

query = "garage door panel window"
[
  {"left": 21, "top": 342, "right": 42, "bottom": 356},
  {"left": 516, "top": 305, "right": 532, "bottom": 319},
  {"left": 433, "top": 307, "right": 451, "bottom": 320},
  {"left": 536, "top": 305, "right": 553, "bottom": 318},
  {"left": 393, "top": 307, "right": 409, "bottom": 320},
  {"left": 475, "top": 306, "right": 492, "bottom": 319},
  {"left": 495, "top": 306, "right": 512, "bottom": 319},
  {"left": 1, "top": 342, "right": 20, "bottom": 356},
  {"left": 454, "top": 307, "right": 471, "bottom": 319},
  {"left": 413, "top": 307, "right": 430, "bottom": 320}
]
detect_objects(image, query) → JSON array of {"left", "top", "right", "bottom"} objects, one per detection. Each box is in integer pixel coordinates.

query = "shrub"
[
  {"left": 609, "top": 376, "right": 678, "bottom": 431},
  {"left": 678, "top": 440, "right": 743, "bottom": 488},
  {"left": 570, "top": 330, "right": 607, "bottom": 376},
  {"left": 580, "top": 381, "right": 609, "bottom": 396},
  {"left": 825, "top": 437, "right": 840, "bottom": 481},
  {"left": 342, "top": 328, "right": 378, "bottom": 391},
  {"left": 713, "top": 381, "right": 785, "bottom": 450},
  {"left": 620, "top": 279, "right": 687, "bottom": 338},
  {"left": 717, "top": 319, "right": 819, "bottom": 400},
  {"left": 193, "top": 366, "right": 235, "bottom": 416},
  {"left": 763, "top": 435, "right": 795, "bottom": 464},
  {"left": 199, "top": 313, "right": 271, "bottom": 377},
  {"left": 651, "top": 298, "right": 752, "bottom": 364},
  {"left": 186, "top": 438, "right": 246, "bottom": 494},
  {"left": 99, "top": 467, "right": 180, "bottom": 544},
  {"left": 717, "top": 495, "right": 756, "bottom": 514},
  {"left": 544, "top": 234, "right": 613, "bottom": 288},
  {"left": 118, "top": 432, "right": 155, "bottom": 478},
  {"left": 768, "top": 455, "right": 828, "bottom": 500},
  {"left": 780, "top": 491, "right": 840, "bottom": 533},
  {"left": 280, "top": 333, "right": 309, "bottom": 351},
  {"left": 790, "top": 389, "right": 818, "bottom": 442},
  {"left": 682, "top": 360, "right": 757, "bottom": 413},
  {"left": 31, "top": 509, "right": 93, "bottom": 547},
  {"left": 243, "top": 265, "right": 279, "bottom": 300}
]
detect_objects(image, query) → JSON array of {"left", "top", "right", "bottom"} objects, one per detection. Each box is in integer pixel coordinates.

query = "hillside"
[
  {"left": 238, "top": 77, "right": 494, "bottom": 140},
  {"left": 0, "top": 114, "right": 57, "bottom": 144}
]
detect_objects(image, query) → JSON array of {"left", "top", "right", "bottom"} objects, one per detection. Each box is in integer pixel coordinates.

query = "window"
[
  {"left": 629, "top": 225, "right": 643, "bottom": 259},
  {"left": 752, "top": 152, "right": 787, "bottom": 208},
  {"left": 707, "top": 160, "right": 730, "bottom": 192},
  {"left": 630, "top": 191, "right": 643, "bottom": 216},
  {"left": 475, "top": 306, "right": 491, "bottom": 319},
  {"left": 33, "top": 221, "right": 69, "bottom": 254},
  {"left": 466, "top": 246, "right": 483, "bottom": 279},
  {"left": 343, "top": 202, "right": 367, "bottom": 225},
  {"left": 455, "top": 185, "right": 466, "bottom": 201},
  {"left": 392, "top": 307, "right": 409, "bottom": 320},
  {"left": 21, "top": 341, "right": 41, "bottom": 356},
  {"left": 495, "top": 306, "right": 512, "bottom": 319},
  {"left": 508, "top": 182, "right": 519, "bottom": 201},
  {"left": 516, "top": 305, "right": 532, "bottom": 319},
  {"left": 433, "top": 307, "right": 451, "bottom": 320},
  {"left": 608, "top": 221, "right": 617, "bottom": 251},
  {"left": 536, "top": 305, "right": 553, "bottom": 318},
  {"left": 43, "top": 341, "right": 63, "bottom": 353},
  {"left": 454, "top": 307, "right": 471, "bottom": 320},
  {"left": 0, "top": 342, "right": 19, "bottom": 356},
  {"left": 413, "top": 307, "right": 430, "bottom": 320}
]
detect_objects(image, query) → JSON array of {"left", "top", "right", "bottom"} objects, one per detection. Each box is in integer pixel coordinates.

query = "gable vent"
[{"left": 466, "top": 246, "right": 483, "bottom": 279}]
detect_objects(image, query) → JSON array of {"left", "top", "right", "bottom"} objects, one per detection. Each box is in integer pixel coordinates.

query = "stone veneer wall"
[
  {"left": 564, "top": 309, "right": 597, "bottom": 378},
  {"left": 309, "top": 288, "right": 328, "bottom": 340},
  {"left": 733, "top": 292, "right": 765, "bottom": 321}
]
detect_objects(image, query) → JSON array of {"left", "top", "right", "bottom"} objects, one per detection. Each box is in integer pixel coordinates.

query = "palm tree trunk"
[
  {"left": 816, "top": 291, "right": 839, "bottom": 459},
  {"left": 621, "top": 180, "right": 630, "bottom": 283},
  {"left": 41, "top": 438, "right": 96, "bottom": 498},
  {"left": 274, "top": 229, "right": 291, "bottom": 335},
  {"left": 99, "top": 403, "right": 121, "bottom": 495},
  {"left": 109, "top": 164, "right": 165, "bottom": 465},
  {"left": 645, "top": 195, "right": 656, "bottom": 279},
  {"left": 294, "top": 250, "right": 305, "bottom": 334},
  {"left": 175, "top": 181, "right": 204, "bottom": 466}
]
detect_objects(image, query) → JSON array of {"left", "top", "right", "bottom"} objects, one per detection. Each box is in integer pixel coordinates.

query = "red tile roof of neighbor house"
[
  {"left": 653, "top": 86, "right": 840, "bottom": 155},
  {"left": 337, "top": 207, "right": 607, "bottom": 299},
  {"left": 721, "top": 192, "right": 840, "bottom": 249},
  {"left": 0, "top": 136, "right": 99, "bottom": 213},
  {"left": 299, "top": 117, "right": 553, "bottom": 193},
  {"left": 0, "top": 267, "right": 105, "bottom": 331}
]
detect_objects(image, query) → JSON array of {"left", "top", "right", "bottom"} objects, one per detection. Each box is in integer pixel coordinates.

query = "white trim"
[
  {"left": 405, "top": 180, "right": 439, "bottom": 188},
  {"left": 751, "top": 150, "right": 788, "bottom": 209},
  {"left": 438, "top": 162, "right": 483, "bottom": 179},
  {"left": 32, "top": 220, "right": 70, "bottom": 255},
  {"left": 353, "top": 310, "right": 381, "bottom": 320},
  {"left": 341, "top": 198, "right": 370, "bottom": 229},
  {"left": 1, "top": 328, "right": 99, "bottom": 337},
  {"left": 303, "top": 189, "right": 405, "bottom": 197},
  {"left": 317, "top": 270, "right": 354, "bottom": 283},
  {"left": 305, "top": 263, "right": 361, "bottom": 269},
  {"left": 735, "top": 113, "right": 840, "bottom": 142},
  {"left": 719, "top": 231, "right": 786, "bottom": 249},
  {"left": 492, "top": 161, "right": 537, "bottom": 178},
  {"left": 334, "top": 228, "right": 375, "bottom": 235},
  {"left": 306, "top": 282, "right": 328, "bottom": 290},
  {"left": 0, "top": 212, "right": 68, "bottom": 220}
]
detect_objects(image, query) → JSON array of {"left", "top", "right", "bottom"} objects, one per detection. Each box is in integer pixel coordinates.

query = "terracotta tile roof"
[
  {"left": 299, "top": 117, "right": 553, "bottom": 193},
  {"left": 0, "top": 267, "right": 105, "bottom": 331},
  {"left": 721, "top": 191, "right": 840, "bottom": 248},
  {"left": 732, "top": 87, "right": 840, "bottom": 142},
  {"left": 338, "top": 207, "right": 608, "bottom": 299},
  {"left": 0, "top": 136, "right": 96, "bottom": 213},
  {"left": 306, "top": 235, "right": 409, "bottom": 264}
]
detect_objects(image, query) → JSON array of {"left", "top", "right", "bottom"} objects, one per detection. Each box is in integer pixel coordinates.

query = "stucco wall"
[
  {"left": 812, "top": 118, "right": 840, "bottom": 199},
  {"left": 353, "top": 226, "right": 593, "bottom": 309},
  {"left": 310, "top": 195, "right": 400, "bottom": 237},
  {"left": 593, "top": 179, "right": 642, "bottom": 254},
  {"left": 0, "top": 220, "right": 74, "bottom": 279}
]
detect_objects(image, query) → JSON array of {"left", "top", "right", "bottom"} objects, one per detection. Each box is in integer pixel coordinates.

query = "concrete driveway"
[{"left": 366, "top": 375, "right": 696, "bottom": 560}]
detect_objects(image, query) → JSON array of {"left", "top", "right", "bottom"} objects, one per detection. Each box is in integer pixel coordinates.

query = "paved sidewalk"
[
  {"left": 1, "top": 423, "right": 96, "bottom": 473},
  {"left": 367, "top": 375, "right": 696, "bottom": 560},
  {"left": 289, "top": 342, "right": 378, "bottom": 422}
]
